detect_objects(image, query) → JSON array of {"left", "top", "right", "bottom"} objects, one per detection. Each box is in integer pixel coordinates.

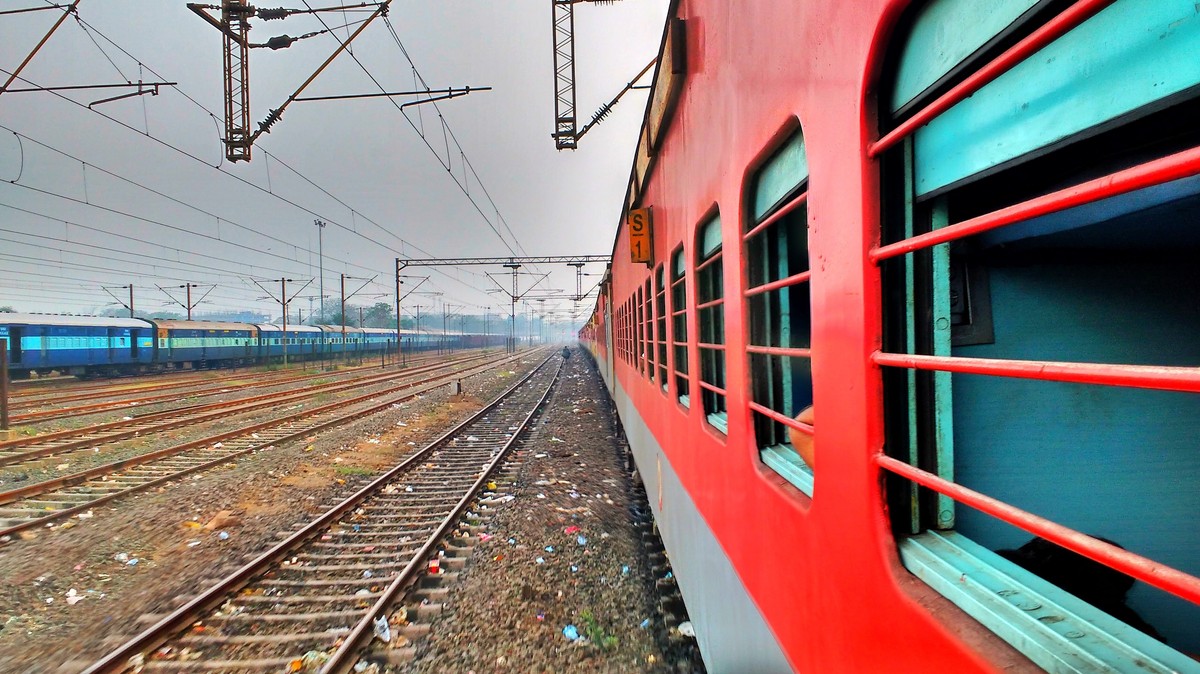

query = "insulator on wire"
[
  {"left": 259, "top": 108, "right": 283, "bottom": 133},
  {"left": 264, "top": 34, "right": 296, "bottom": 50},
  {"left": 256, "top": 7, "right": 290, "bottom": 20},
  {"left": 591, "top": 101, "right": 613, "bottom": 124}
]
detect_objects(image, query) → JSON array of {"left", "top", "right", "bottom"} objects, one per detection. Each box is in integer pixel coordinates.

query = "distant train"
[{"left": 0, "top": 314, "right": 506, "bottom": 379}]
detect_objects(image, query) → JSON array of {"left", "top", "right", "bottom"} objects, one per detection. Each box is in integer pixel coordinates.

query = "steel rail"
[
  {"left": 0, "top": 353, "right": 487, "bottom": 463},
  {"left": 79, "top": 350, "right": 559, "bottom": 674},
  {"left": 0, "top": 352, "right": 528, "bottom": 536},
  {"left": 6, "top": 351, "right": 465, "bottom": 423}
]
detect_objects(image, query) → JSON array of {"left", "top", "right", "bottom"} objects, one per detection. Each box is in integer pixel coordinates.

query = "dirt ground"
[
  {"left": 391, "top": 350, "right": 705, "bottom": 674},
  {"left": 0, "top": 349, "right": 705, "bottom": 673}
]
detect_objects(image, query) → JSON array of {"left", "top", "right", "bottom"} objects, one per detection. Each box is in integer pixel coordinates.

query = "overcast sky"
[{"left": 0, "top": 0, "right": 667, "bottom": 333}]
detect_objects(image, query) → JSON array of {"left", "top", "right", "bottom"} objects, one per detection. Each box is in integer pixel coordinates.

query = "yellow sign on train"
[{"left": 627, "top": 207, "right": 653, "bottom": 264}]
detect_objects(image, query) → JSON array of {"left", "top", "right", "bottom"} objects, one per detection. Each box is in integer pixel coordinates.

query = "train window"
[
  {"left": 670, "top": 246, "right": 690, "bottom": 407},
  {"left": 878, "top": 1, "right": 1200, "bottom": 668},
  {"left": 744, "top": 130, "right": 812, "bottom": 493},
  {"left": 636, "top": 285, "right": 645, "bottom": 375},
  {"left": 655, "top": 265, "right": 668, "bottom": 392},
  {"left": 696, "top": 213, "right": 727, "bottom": 432},
  {"left": 644, "top": 278, "right": 654, "bottom": 382}
]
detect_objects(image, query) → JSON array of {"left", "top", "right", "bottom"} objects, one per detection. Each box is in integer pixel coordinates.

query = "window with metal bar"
[
  {"left": 644, "top": 278, "right": 654, "bottom": 382},
  {"left": 655, "top": 265, "right": 668, "bottom": 392},
  {"left": 670, "top": 247, "right": 690, "bottom": 407},
  {"left": 878, "top": 0, "right": 1200, "bottom": 666},
  {"left": 636, "top": 285, "right": 645, "bottom": 376},
  {"left": 744, "top": 130, "right": 812, "bottom": 492},
  {"left": 696, "top": 214, "right": 727, "bottom": 431}
]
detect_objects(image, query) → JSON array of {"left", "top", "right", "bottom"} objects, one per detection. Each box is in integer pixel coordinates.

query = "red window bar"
[
  {"left": 655, "top": 265, "right": 669, "bottom": 389},
  {"left": 671, "top": 248, "right": 691, "bottom": 402},
  {"left": 877, "top": 455, "right": 1200, "bottom": 605},
  {"left": 870, "top": 0, "right": 1200, "bottom": 614},
  {"left": 645, "top": 280, "right": 655, "bottom": 381},
  {"left": 744, "top": 186, "right": 811, "bottom": 450},
  {"left": 870, "top": 0, "right": 1117, "bottom": 158}
]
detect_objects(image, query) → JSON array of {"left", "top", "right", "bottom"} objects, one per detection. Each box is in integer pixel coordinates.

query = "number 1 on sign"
[{"left": 627, "top": 207, "right": 652, "bottom": 265}]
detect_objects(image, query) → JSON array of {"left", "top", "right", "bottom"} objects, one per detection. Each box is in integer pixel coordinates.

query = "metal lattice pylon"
[
  {"left": 551, "top": 0, "right": 578, "bottom": 150},
  {"left": 222, "top": 0, "right": 253, "bottom": 161}
]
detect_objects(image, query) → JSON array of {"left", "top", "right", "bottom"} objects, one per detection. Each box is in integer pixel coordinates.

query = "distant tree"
[
  {"left": 0, "top": 305, "right": 15, "bottom": 313},
  {"left": 363, "top": 302, "right": 395, "bottom": 328}
]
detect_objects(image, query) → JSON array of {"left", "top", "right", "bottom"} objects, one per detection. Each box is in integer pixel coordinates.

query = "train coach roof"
[
  {"left": 315, "top": 324, "right": 365, "bottom": 334},
  {"left": 150, "top": 320, "right": 258, "bottom": 331},
  {"left": 253, "top": 323, "right": 322, "bottom": 333},
  {"left": 361, "top": 327, "right": 396, "bottom": 334},
  {"left": 0, "top": 313, "right": 153, "bottom": 329}
]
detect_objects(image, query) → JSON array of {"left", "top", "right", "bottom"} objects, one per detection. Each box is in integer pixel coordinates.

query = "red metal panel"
[{"left": 600, "top": 1, "right": 1032, "bottom": 671}]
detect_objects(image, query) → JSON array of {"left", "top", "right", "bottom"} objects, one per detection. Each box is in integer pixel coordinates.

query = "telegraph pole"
[
  {"left": 102, "top": 284, "right": 135, "bottom": 318},
  {"left": 316, "top": 220, "right": 326, "bottom": 361},
  {"left": 252, "top": 277, "right": 310, "bottom": 368}
]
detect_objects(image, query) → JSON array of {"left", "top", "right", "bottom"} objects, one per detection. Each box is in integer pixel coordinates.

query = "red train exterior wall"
[{"left": 591, "top": 1, "right": 1037, "bottom": 670}]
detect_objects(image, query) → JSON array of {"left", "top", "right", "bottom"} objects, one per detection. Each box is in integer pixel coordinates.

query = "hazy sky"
[{"left": 0, "top": 0, "right": 667, "bottom": 331}]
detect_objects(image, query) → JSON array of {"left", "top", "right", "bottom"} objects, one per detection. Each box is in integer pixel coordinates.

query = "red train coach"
[{"left": 581, "top": 0, "right": 1200, "bottom": 671}]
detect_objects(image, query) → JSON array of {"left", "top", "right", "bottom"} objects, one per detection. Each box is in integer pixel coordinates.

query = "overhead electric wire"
[
  {"left": 11, "top": 4, "right": 572, "bottom": 307},
  {"left": 297, "top": 1, "right": 529, "bottom": 260}
]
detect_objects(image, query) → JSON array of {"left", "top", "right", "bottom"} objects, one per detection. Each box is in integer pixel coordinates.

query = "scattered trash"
[
  {"left": 536, "top": 612, "right": 545, "bottom": 621},
  {"left": 544, "top": 546, "right": 555, "bottom": 553},
  {"left": 466, "top": 435, "right": 479, "bottom": 442},
  {"left": 678, "top": 621, "right": 696, "bottom": 638},
  {"left": 126, "top": 558, "right": 139, "bottom": 567},
  {"left": 217, "top": 531, "right": 230, "bottom": 541},
  {"left": 404, "top": 486, "right": 413, "bottom": 492},
  {"left": 367, "top": 438, "right": 381, "bottom": 444},
  {"left": 570, "top": 565, "right": 579, "bottom": 573},
  {"left": 576, "top": 535, "right": 588, "bottom": 546},
  {"left": 536, "top": 493, "right": 546, "bottom": 499},
  {"left": 396, "top": 421, "right": 407, "bottom": 427},
  {"left": 113, "top": 552, "right": 130, "bottom": 563},
  {"left": 373, "top": 615, "right": 392, "bottom": 643},
  {"left": 428, "top": 558, "right": 440, "bottom": 574},
  {"left": 212, "top": 442, "right": 223, "bottom": 449},
  {"left": 77, "top": 510, "right": 94, "bottom": 520},
  {"left": 535, "top": 557, "right": 545, "bottom": 565},
  {"left": 478, "top": 533, "right": 493, "bottom": 542},
  {"left": 562, "top": 625, "right": 580, "bottom": 641},
  {"left": 550, "top": 437, "right": 563, "bottom": 443},
  {"left": 204, "top": 511, "right": 239, "bottom": 531},
  {"left": 640, "top": 618, "right": 651, "bottom": 629},
  {"left": 564, "top": 526, "right": 580, "bottom": 535},
  {"left": 187, "top": 541, "right": 201, "bottom": 548},
  {"left": 507, "top": 537, "right": 517, "bottom": 545},
  {"left": 362, "top": 570, "right": 374, "bottom": 579},
  {"left": 664, "top": 571, "right": 674, "bottom": 579},
  {"left": 122, "top": 416, "right": 133, "bottom": 421},
  {"left": 486, "top": 481, "right": 497, "bottom": 490},
  {"left": 622, "top": 565, "right": 630, "bottom": 576},
  {"left": 65, "top": 589, "right": 84, "bottom": 605}
]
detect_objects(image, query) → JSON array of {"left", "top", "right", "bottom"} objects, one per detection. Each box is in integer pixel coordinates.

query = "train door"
[
  {"left": 107, "top": 328, "right": 117, "bottom": 361},
  {"left": 130, "top": 329, "right": 140, "bottom": 359},
  {"left": 6, "top": 327, "right": 21, "bottom": 364}
]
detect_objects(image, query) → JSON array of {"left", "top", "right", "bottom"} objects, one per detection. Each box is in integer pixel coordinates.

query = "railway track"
[
  {"left": 4, "top": 352, "right": 473, "bottom": 425},
  {"left": 0, "top": 353, "right": 491, "bottom": 468},
  {"left": 0, "top": 351, "right": 534, "bottom": 538},
  {"left": 78, "top": 350, "right": 562, "bottom": 674}
]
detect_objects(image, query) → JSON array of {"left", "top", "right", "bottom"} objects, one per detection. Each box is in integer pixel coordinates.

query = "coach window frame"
[
  {"left": 695, "top": 211, "right": 727, "bottom": 433},
  {"left": 655, "top": 264, "right": 669, "bottom": 393},
  {"left": 743, "top": 127, "right": 813, "bottom": 495},
  {"left": 670, "top": 245, "right": 690, "bottom": 409},
  {"left": 875, "top": 0, "right": 1200, "bottom": 668}
]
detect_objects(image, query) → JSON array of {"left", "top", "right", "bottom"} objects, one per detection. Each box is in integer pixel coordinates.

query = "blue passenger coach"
[
  {"left": 150, "top": 320, "right": 256, "bottom": 369},
  {"left": 0, "top": 314, "right": 154, "bottom": 378}
]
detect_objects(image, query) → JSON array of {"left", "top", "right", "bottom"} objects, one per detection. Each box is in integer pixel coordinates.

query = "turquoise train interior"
[{"left": 881, "top": 0, "right": 1200, "bottom": 657}]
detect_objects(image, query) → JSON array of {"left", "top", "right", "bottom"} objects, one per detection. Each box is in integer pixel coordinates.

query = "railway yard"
[{"left": 0, "top": 348, "right": 704, "bottom": 674}]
